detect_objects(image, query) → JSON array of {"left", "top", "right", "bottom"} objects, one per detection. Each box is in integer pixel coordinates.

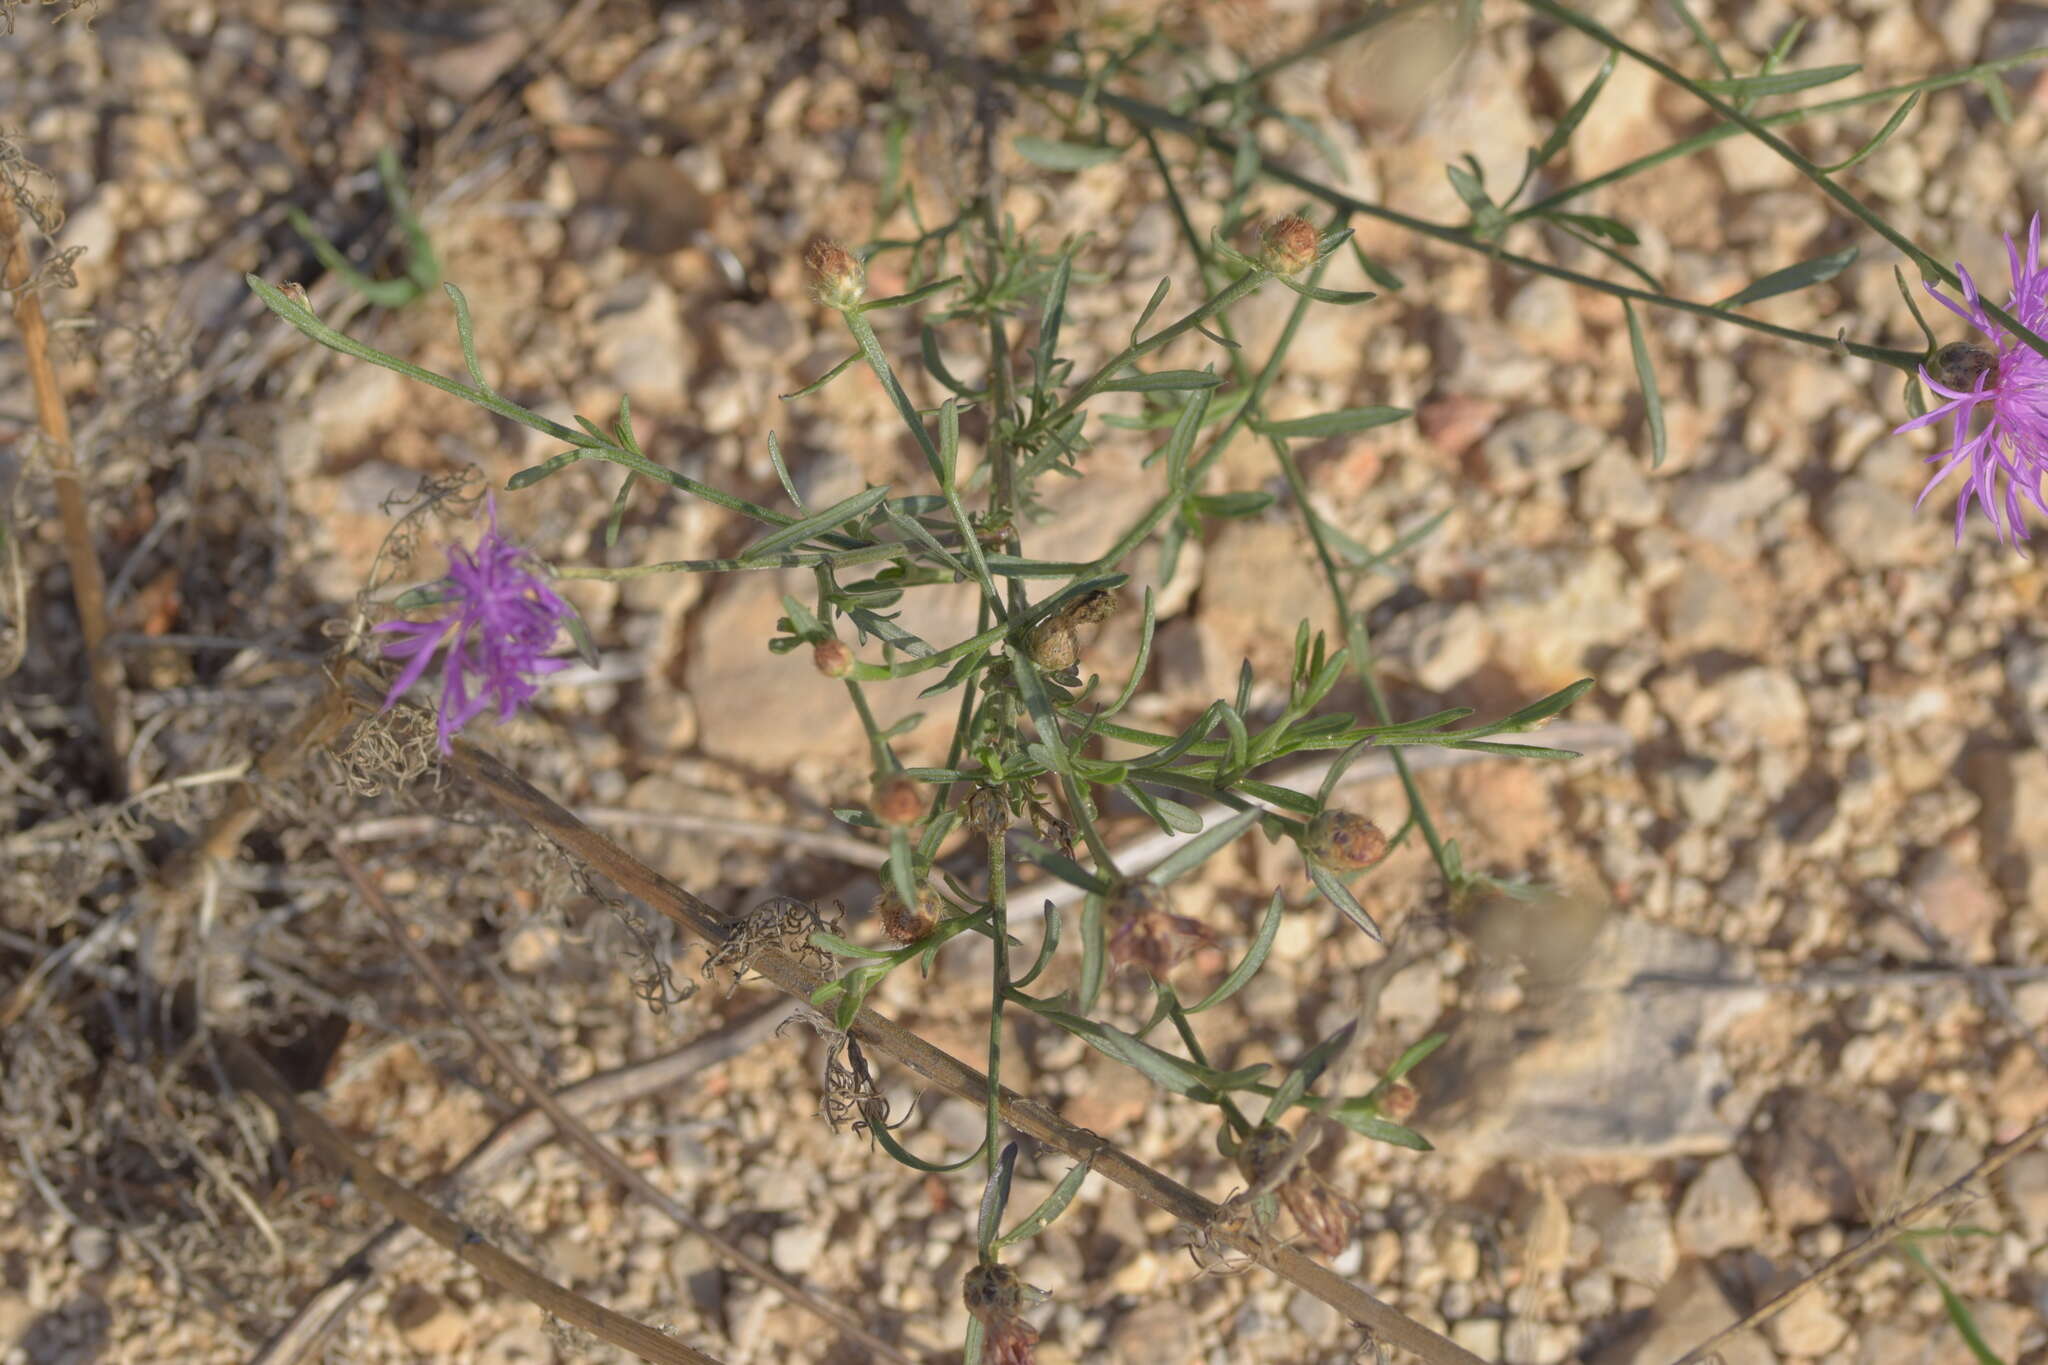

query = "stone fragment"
[
  {"left": 1593, "top": 1260, "right": 1772, "bottom": 1365},
  {"left": 1674, "top": 1154, "right": 1767, "bottom": 1257},
  {"left": 1756, "top": 1090, "right": 1895, "bottom": 1229},
  {"left": 1598, "top": 1196, "right": 1678, "bottom": 1287},
  {"left": 1764, "top": 1287, "right": 1850, "bottom": 1358},
  {"left": 1820, "top": 476, "right": 1945, "bottom": 570},
  {"left": 1474, "top": 409, "right": 1608, "bottom": 495}
]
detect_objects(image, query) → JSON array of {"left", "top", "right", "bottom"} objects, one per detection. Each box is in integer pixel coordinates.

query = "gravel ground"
[{"left": 2, "top": 1, "right": 2046, "bottom": 1363}]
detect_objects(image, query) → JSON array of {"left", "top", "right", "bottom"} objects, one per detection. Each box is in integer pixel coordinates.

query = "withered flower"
[
  {"left": 875, "top": 883, "right": 941, "bottom": 943},
  {"left": 1107, "top": 880, "right": 1212, "bottom": 978},
  {"left": 962, "top": 1263, "right": 1045, "bottom": 1365},
  {"left": 870, "top": 773, "right": 925, "bottom": 828},
  {"left": 1235, "top": 1122, "right": 1361, "bottom": 1260},
  {"left": 804, "top": 238, "right": 866, "bottom": 309}
]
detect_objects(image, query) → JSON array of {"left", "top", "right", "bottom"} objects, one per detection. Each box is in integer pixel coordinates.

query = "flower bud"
[
  {"left": 1304, "top": 810, "right": 1388, "bottom": 871},
  {"left": 1257, "top": 215, "right": 1319, "bottom": 275},
  {"left": 1380, "top": 1079, "right": 1418, "bottom": 1123},
  {"left": 812, "top": 637, "right": 854, "bottom": 678},
  {"left": 876, "top": 883, "right": 941, "bottom": 942},
  {"left": 1026, "top": 619, "right": 1078, "bottom": 671},
  {"left": 805, "top": 239, "right": 866, "bottom": 309},
  {"left": 1929, "top": 340, "right": 1997, "bottom": 391},
  {"left": 870, "top": 773, "right": 925, "bottom": 828}
]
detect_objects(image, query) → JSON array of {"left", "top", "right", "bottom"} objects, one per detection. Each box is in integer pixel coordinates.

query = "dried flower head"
[
  {"left": 964, "top": 787, "right": 1011, "bottom": 837},
  {"left": 962, "top": 1264, "right": 1045, "bottom": 1365},
  {"left": 1897, "top": 215, "right": 2048, "bottom": 546},
  {"left": 1025, "top": 618, "right": 1078, "bottom": 671},
  {"left": 812, "top": 637, "right": 855, "bottom": 678},
  {"left": 1062, "top": 588, "right": 1119, "bottom": 625},
  {"left": 870, "top": 773, "right": 926, "bottom": 828},
  {"left": 875, "top": 883, "right": 940, "bottom": 942},
  {"left": 1107, "top": 879, "right": 1212, "bottom": 977},
  {"left": 1304, "top": 810, "right": 1388, "bottom": 871},
  {"left": 376, "top": 495, "right": 575, "bottom": 754},
  {"left": 1235, "top": 1122, "right": 1361, "bottom": 1260},
  {"left": 805, "top": 238, "right": 866, "bottom": 309},
  {"left": 1257, "top": 214, "right": 1320, "bottom": 275}
]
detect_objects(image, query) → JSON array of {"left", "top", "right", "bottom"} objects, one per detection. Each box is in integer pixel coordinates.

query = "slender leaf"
[
  {"left": 743, "top": 486, "right": 890, "bottom": 561},
  {"left": 1698, "top": 63, "right": 1861, "bottom": 100},
  {"left": 1714, "top": 246, "right": 1858, "bottom": 309},
  {"left": 994, "top": 1155, "right": 1095, "bottom": 1249},
  {"left": 1187, "top": 891, "right": 1285, "bottom": 1013},
  {"left": 1099, "top": 369, "right": 1225, "bottom": 394},
  {"left": 976, "top": 1143, "right": 1019, "bottom": 1257},
  {"left": 1249, "top": 406, "right": 1410, "bottom": 440},
  {"left": 1014, "top": 136, "right": 1122, "bottom": 170},
  {"left": 1623, "top": 299, "right": 1667, "bottom": 469},
  {"left": 1147, "top": 807, "right": 1261, "bottom": 886},
  {"left": 1306, "top": 860, "right": 1383, "bottom": 942}
]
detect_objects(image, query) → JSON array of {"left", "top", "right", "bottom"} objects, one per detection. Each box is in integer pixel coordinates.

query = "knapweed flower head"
[
  {"left": 961, "top": 1263, "right": 1045, "bottom": 1365},
  {"left": 376, "top": 496, "right": 574, "bottom": 754},
  {"left": 1897, "top": 215, "right": 2048, "bottom": 547},
  {"left": 804, "top": 238, "right": 866, "bottom": 309},
  {"left": 1256, "top": 214, "right": 1320, "bottom": 275},
  {"left": 1106, "top": 879, "right": 1211, "bottom": 978}
]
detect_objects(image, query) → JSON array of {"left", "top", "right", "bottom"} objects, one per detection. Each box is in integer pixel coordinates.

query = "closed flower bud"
[
  {"left": 876, "top": 883, "right": 941, "bottom": 942},
  {"left": 1257, "top": 215, "right": 1320, "bottom": 275},
  {"left": 871, "top": 773, "right": 925, "bottom": 827},
  {"left": 805, "top": 239, "right": 866, "bottom": 309},
  {"left": 1305, "top": 810, "right": 1388, "bottom": 871},
  {"left": 1026, "top": 618, "right": 1078, "bottom": 671},
  {"left": 1380, "top": 1079, "right": 1418, "bottom": 1122},
  {"left": 812, "top": 637, "right": 854, "bottom": 678}
]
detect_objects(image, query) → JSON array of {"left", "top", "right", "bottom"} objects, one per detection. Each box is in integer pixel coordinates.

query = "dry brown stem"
[
  {"left": 329, "top": 846, "right": 926, "bottom": 1365},
  {"left": 217, "top": 1035, "right": 726, "bottom": 1365},
  {"left": 0, "top": 185, "right": 128, "bottom": 782}
]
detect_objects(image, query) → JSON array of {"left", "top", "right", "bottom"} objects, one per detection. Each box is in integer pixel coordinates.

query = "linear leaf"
[
  {"left": 1623, "top": 300, "right": 1667, "bottom": 469},
  {"left": 1100, "top": 369, "right": 1225, "bottom": 394},
  {"left": 1698, "top": 63, "right": 1861, "bottom": 100},
  {"left": 1714, "top": 246, "right": 1858, "bottom": 309},
  {"left": 1013, "top": 136, "right": 1122, "bottom": 170},
  {"left": 994, "top": 1155, "right": 1094, "bottom": 1249},
  {"left": 1187, "top": 891, "right": 1284, "bottom": 1013},
  {"left": 1147, "top": 806, "right": 1261, "bottom": 886},
  {"left": 742, "top": 485, "right": 890, "bottom": 560},
  {"left": 1250, "top": 406, "right": 1410, "bottom": 440},
  {"left": 1307, "top": 860, "right": 1383, "bottom": 942}
]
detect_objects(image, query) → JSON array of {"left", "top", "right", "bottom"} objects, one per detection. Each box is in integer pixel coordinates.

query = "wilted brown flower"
[
  {"left": 812, "top": 637, "right": 854, "bottom": 678},
  {"left": 1107, "top": 880, "right": 1211, "bottom": 978},
  {"left": 1025, "top": 618, "right": 1078, "bottom": 671},
  {"left": 1235, "top": 1122, "right": 1361, "bottom": 1259},
  {"left": 1062, "top": 588, "right": 1118, "bottom": 625},
  {"left": 1257, "top": 215, "right": 1320, "bottom": 275},
  {"left": 964, "top": 786, "right": 1011, "bottom": 837},
  {"left": 804, "top": 238, "right": 866, "bottom": 308},
  {"left": 875, "top": 883, "right": 941, "bottom": 942},
  {"left": 870, "top": 773, "right": 925, "bottom": 828},
  {"left": 1304, "top": 809, "right": 1388, "bottom": 871},
  {"left": 962, "top": 1263, "right": 1045, "bottom": 1365}
]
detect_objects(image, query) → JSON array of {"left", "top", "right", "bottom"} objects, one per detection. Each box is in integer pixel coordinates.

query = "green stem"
[
  {"left": 1521, "top": 0, "right": 2048, "bottom": 364},
  {"left": 991, "top": 70, "right": 1925, "bottom": 371},
  {"left": 1515, "top": 48, "right": 2048, "bottom": 223},
  {"left": 985, "top": 830, "right": 1010, "bottom": 1179},
  {"left": 1164, "top": 988, "right": 1250, "bottom": 1135},
  {"left": 1030, "top": 268, "right": 1273, "bottom": 441}
]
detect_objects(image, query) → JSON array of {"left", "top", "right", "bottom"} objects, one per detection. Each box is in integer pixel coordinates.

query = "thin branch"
[
  {"left": 217, "top": 1035, "right": 727, "bottom": 1365},
  {"left": 1673, "top": 1111, "right": 2048, "bottom": 1364},
  {"left": 0, "top": 185, "right": 128, "bottom": 778},
  {"left": 252, "top": 1006, "right": 787, "bottom": 1364},
  {"left": 329, "top": 848, "right": 924, "bottom": 1365}
]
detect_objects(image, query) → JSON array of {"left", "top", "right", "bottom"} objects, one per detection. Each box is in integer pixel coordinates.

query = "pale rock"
[
  {"left": 390, "top": 1289, "right": 468, "bottom": 1356},
  {"left": 1712, "top": 133, "right": 1799, "bottom": 193},
  {"left": 1435, "top": 315, "right": 1549, "bottom": 402},
  {"left": 1377, "top": 601, "right": 1493, "bottom": 692},
  {"left": 1576, "top": 448, "right": 1660, "bottom": 528},
  {"left": 1997, "top": 1150, "right": 2048, "bottom": 1242},
  {"left": 1474, "top": 409, "right": 1608, "bottom": 495},
  {"left": 769, "top": 1222, "right": 827, "bottom": 1275},
  {"left": 1425, "top": 917, "right": 1767, "bottom": 1160},
  {"left": 1968, "top": 747, "right": 2048, "bottom": 906},
  {"left": 309, "top": 362, "right": 407, "bottom": 468},
  {"left": 1668, "top": 453, "right": 1796, "bottom": 555},
  {"left": 1504, "top": 277, "right": 1585, "bottom": 359},
  {"left": 1595, "top": 1260, "right": 1773, "bottom": 1365},
  {"left": 1671, "top": 758, "right": 1735, "bottom": 825},
  {"left": 683, "top": 575, "right": 869, "bottom": 766},
  {"left": 1106, "top": 1299, "right": 1198, "bottom": 1363},
  {"left": 1764, "top": 1288, "right": 1849, "bottom": 1358},
  {"left": 1373, "top": 43, "right": 1536, "bottom": 220},
  {"left": 422, "top": 20, "right": 529, "bottom": 100},
  {"left": 1378, "top": 955, "right": 1445, "bottom": 1033},
  {"left": 1478, "top": 544, "right": 1646, "bottom": 692},
  {"left": 593, "top": 276, "right": 692, "bottom": 404},
  {"left": 1757, "top": 1090, "right": 1895, "bottom": 1229},
  {"left": 708, "top": 298, "right": 801, "bottom": 371},
  {"left": 1712, "top": 667, "right": 1809, "bottom": 751},
  {"left": 1194, "top": 519, "right": 1342, "bottom": 681},
  {"left": 479, "top": 1325, "right": 558, "bottom": 1365},
  {"left": 1904, "top": 834, "right": 2005, "bottom": 962},
  {"left": 1820, "top": 476, "right": 1945, "bottom": 570},
  {"left": 1674, "top": 1154, "right": 1768, "bottom": 1257},
  {"left": 1598, "top": 1197, "right": 1678, "bottom": 1287},
  {"left": 1656, "top": 556, "right": 1768, "bottom": 655},
  {"left": 1451, "top": 1317, "right": 1504, "bottom": 1360}
]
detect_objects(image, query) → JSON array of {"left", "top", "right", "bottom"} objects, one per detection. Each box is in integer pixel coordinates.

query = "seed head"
[
  {"left": 1107, "top": 879, "right": 1211, "bottom": 978},
  {"left": 805, "top": 238, "right": 866, "bottom": 309},
  {"left": 812, "top": 637, "right": 855, "bottom": 678},
  {"left": 1235, "top": 1121, "right": 1360, "bottom": 1260},
  {"left": 1304, "top": 810, "right": 1388, "bottom": 871},
  {"left": 870, "top": 773, "right": 926, "bottom": 828},
  {"left": 962, "top": 1264, "right": 1045, "bottom": 1365},
  {"left": 1026, "top": 618, "right": 1078, "bottom": 671},
  {"left": 1062, "top": 589, "right": 1118, "bottom": 625},
  {"left": 1929, "top": 340, "right": 1998, "bottom": 392},
  {"left": 875, "top": 883, "right": 941, "bottom": 942},
  {"left": 964, "top": 787, "right": 1011, "bottom": 837},
  {"left": 1257, "top": 215, "right": 1320, "bottom": 275}
]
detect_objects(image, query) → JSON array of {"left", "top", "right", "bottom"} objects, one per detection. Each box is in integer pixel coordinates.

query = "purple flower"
[
  {"left": 376, "top": 496, "right": 574, "bottom": 753},
  {"left": 1896, "top": 215, "right": 2048, "bottom": 546}
]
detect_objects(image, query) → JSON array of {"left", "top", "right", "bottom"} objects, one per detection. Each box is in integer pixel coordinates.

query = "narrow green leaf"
[
  {"left": 1147, "top": 807, "right": 1261, "bottom": 886},
  {"left": 604, "top": 473, "right": 636, "bottom": 548},
  {"left": 442, "top": 283, "right": 491, "bottom": 390},
  {"left": 1623, "top": 299, "right": 1667, "bottom": 469},
  {"left": 994, "top": 1154, "right": 1095, "bottom": 1249},
  {"left": 1714, "top": 247, "right": 1859, "bottom": 310},
  {"left": 1187, "top": 891, "right": 1284, "bottom": 1013},
  {"left": 1533, "top": 51, "right": 1616, "bottom": 171},
  {"left": 1668, "top": 0, "right": 1733, "bottom": 80},
  {"left": 1036, "top": 249, "right": 1075, "bottom": 392},
  {"left": 1249, "top": 406, "right": 1410, "bottom": 440},
  {"left": 743, "top": 485, "right": 890, "bottom": 561},
  {"left": 1698, "top": 63, "right": 1861, "bottom": 99},
  {"left": 1077, "top": 891, "right": 1107, "bottom": 1014},
  {"left": 1262, "top": 1019, "right": 1357, "bottom": 1125},
  {"left": 977, "top": 1142, "right": 1019, "bottom": 1257},
  {"left": 780, "top": 349, "right": 861, "bottom": 400},
  {"left": 887, "top": 831, "right": 918, "bottom": 918},
  {"left": 1132, "top": 277, "right": 1171, "bottom": 343},
  {"left": 1900, "top": 1243, "right": 2008, "bottom": 1365},
  {"left": 1014, "top": 901, "right": 1062, "bottom": 990},
  {"left": 1819, "top": 92, "right": 1920, "bottom": 173},
  {"left": 859, "top": 275, "right": 962, "bottom": 312},
  {"left": 1307, "top": 860, "right": 1383, "bottom": 942},
  {"left": 937, "top": 398, "right": 961, "bottom": 486},
  {"left": 1013, "top": 136, "right": 1122, "bottom": 170},
  {"left": 1334, "top": 1113, "right": 1433, "bottom": 1150},
  {"left": 1542, "top": 210, "right": 1639, "bottom": 245},
  {"left": 871, "top": 1122, "right": 987, "bottom": 1173},
  {"left": 1030, "top": 1008, "right": 1229, "bottom": 1099},
  {"left": 1014, "top": 839, "right": 1109, "bottom": 895},
  {"left": 1270, "top": 275, "right": 1378, "bottom": 305},
  {"left": 1188, "top": 490, "right": 1276, "bottom": 519},
  {"left": 1100, "top": 369, "right": 1225, "bottom": 394},
  {"left": 1348, "top": 239, "right": 1404, "bottom": 292},
  {"left": 920, "top": 323, "right": 977, "bottom": 398}
]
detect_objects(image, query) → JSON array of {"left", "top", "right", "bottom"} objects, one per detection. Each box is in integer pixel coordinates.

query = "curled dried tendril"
[{"left": 701, "top": 896, "right": 838, "bottom": 991}]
